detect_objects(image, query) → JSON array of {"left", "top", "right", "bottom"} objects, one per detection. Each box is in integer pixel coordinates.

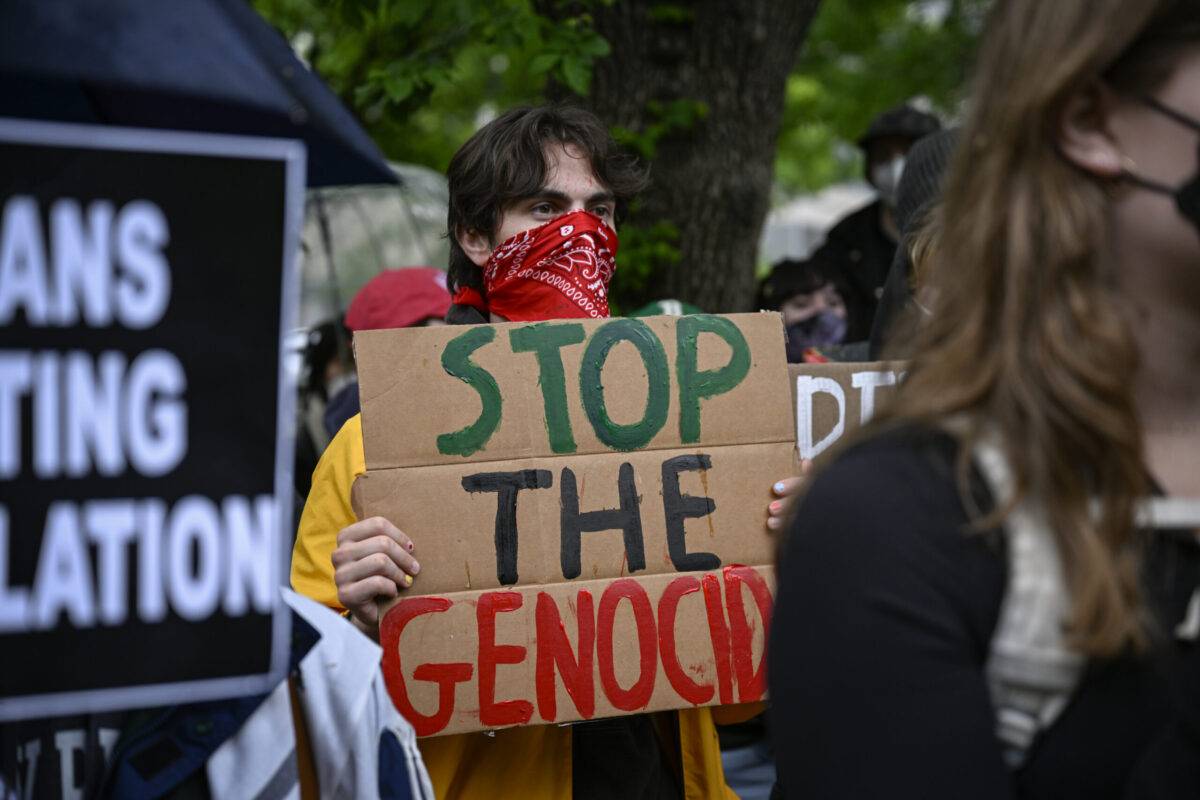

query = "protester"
[
  {"left": 757, "top": 256, "right": 850, "bottom": 362},
  {"left": 321, "top": 266, "right": 452, "bottom": 438},
  {"left": 812, "top": 103, "right": 941, "bottom": 341},
  {"left": 292, "top": 104, "right": 789, "bottom": 799},
  {"left": 294, "top": 318, "right": 352, "bottom": 500},
  {"left": 770, "top": 2, "right": 1200, "bottom": 798},
  {"left": 867, "top": 127, "right": 960, "bottom": 359}
]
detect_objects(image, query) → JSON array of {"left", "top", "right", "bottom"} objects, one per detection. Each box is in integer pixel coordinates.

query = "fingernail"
[
  {"left": 407, "top": 542, "right": 415, "bottom": 551},
  {"left": 404, "top": 574, "right": 413, "bottom": 586},
  {"left": 769, "top": 501, "right": 782, "bottom": 513},
  {"left": 767, "top": 518, "right": 781, "bottom": 530},
  {"left": 411, "top": 561, "right": 420, "bottom": 574},
  {"left": 774, "top": 482, "right": 786, "bottom": 494}
]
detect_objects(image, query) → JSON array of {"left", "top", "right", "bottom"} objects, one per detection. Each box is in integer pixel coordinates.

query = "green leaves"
[
  {"left": 774, "top": 0, "right": 992, "bottom": 193},
  {"left": 612, "top": 99, "right": 710, "bottom": 161},
  {"left": 380, "top": 71, "right": 414, "bottom": 103},
  {"left": 253, "top": 0, "right": 614, "bottom": 171},
  {"left": 560, "top": 56, "right": 592, "bottom": 95},
  {"left": 647, "top": 4, "right": 694, "bottom": 24},
  {"left": 609, "top": 215, "right": 683, "bottom": 314},
  {"left": 529, "top": 53, "right": 560, "bottom": 74}
]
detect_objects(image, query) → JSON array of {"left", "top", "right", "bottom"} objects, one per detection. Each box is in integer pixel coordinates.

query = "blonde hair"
[
  {"left": 873, "top": 0, "right": 1200, "bottom": 657},
  {"left": 906, "top": 206, "right": 942, "bottom": 295}
]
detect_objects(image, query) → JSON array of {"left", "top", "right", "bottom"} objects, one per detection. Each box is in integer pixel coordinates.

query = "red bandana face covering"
[{"left": 453, "top": 210, "right": 618, "bottom": 322}]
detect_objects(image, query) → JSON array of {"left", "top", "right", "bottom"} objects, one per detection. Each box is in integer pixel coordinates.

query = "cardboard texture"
[
  {"left": 379, "top": 565, "right": 774, "bottom": 737},
  {"left": 356, "top": 313, "right": 793, "bottom": 736},
  {"left": 789, "top": 361, "right": 904, "bottom": 460},
  {"left": 353, "top": 444, "right": 793, "bottom": 596},
  {"left": 356, "top": 313, "right": 792, "bottom": 470}
]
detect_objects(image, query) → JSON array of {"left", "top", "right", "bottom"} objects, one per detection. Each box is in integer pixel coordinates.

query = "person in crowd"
[
  {"left": 322, "top": 266, "right": 451, "bottom": 438},
  {"left": 812, "top": 103, "right": 941, "bottom": 341},
  {"left": 867, "top": 127, "right": 959, "bottom": 360},
  {"left": 770, "top": 2, "right": 1200, "bottom": 798},
  {"left": 757, "top": 255, "right": 851, "bottom": 362},
  {"left": 294, "top": 318, "right": 352, "bottom": 501},
  {"left": 292, "top": 104, "right": 792, "bottom": 799}
]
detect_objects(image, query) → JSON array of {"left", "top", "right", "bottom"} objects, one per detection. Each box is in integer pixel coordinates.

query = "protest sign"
[
  {"left": 789, "top": 361, "right": 904, "bottom": 460},
  {"left": 0, "top": 119, "right": 304, "bottom": 720},
  {"left": 355, "top": 313, "right": 794, "bottom": 736}
]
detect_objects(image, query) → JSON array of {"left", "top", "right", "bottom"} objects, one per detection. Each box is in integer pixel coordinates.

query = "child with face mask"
[{"left": 756, "top": 256, "right": 850, "bottom": 362}]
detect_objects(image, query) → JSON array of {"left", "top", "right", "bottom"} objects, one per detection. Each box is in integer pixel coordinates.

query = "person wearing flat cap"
[{"left": 811, "top": 103, "right": 941, "bottom": 341}]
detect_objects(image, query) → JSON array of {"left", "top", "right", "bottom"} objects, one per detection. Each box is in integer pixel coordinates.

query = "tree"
[
  {"left": 253, "top": 0, "right": 989, "bottom": 312},
  {"left": 541, "top": 1, "right": 822, "bottom": 312},
  {"left": 775, "top": 0, "right": 991, "bottom": 193},
  {"left": 252, "top": 0, "right": 610, "bottom": 171}
]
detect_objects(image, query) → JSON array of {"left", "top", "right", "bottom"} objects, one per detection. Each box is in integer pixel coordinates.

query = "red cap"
[{"left": 343, "top": 267, "right": 451, "bottom": 331}]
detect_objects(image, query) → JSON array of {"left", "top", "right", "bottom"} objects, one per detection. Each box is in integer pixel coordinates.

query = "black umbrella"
[{"left": 0, "top": 0, "right": 396, "bottom": 187}]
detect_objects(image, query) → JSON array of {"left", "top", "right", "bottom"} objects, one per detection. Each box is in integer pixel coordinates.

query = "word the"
[{"left": 463, "top": 454, "right": 719, "bottom": 586}]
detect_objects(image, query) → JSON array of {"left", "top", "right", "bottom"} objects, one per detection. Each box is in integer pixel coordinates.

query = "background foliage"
[
  {"left": 776, "top": 0, "right": 990, "bottom": 194},
  {"left": 255, "top": 0, "right": 991, "bottom": 307},
  {"left": 256, "top": 0, "right": 989, "bottom": 187},
  {"left": 253, "top": 0, "right": 609, "bottom": 171}
]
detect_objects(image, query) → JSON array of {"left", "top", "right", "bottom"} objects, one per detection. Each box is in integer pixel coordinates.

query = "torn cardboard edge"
[{"left": 378, "top": 564, "right": 774, "bottom": 738}]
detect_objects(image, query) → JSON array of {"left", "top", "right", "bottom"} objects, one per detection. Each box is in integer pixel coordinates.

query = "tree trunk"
[{"left": 546, "top": 0, "right": 820, "bottom": 312}]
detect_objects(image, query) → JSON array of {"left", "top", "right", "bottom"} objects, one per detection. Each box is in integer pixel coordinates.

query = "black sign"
[{"left": 0, "top": 119, "right": 303, "bottom": 720}]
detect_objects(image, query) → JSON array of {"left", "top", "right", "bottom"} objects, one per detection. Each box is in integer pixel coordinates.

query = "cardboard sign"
[
  {"left": 355, "top": 313, "right": 794, "bottom": 736},
  {"left": 789, "top": 361, "right": 904, "bottom": 460},
  {"left": 0, "top": 119, "right": 304, "bottom": 721}
]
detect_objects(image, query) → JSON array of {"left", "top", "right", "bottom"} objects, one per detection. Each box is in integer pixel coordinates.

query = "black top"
[
  {"left": 866, "top": 245, "right": 913, "bottom": 360},
  {"left": 811, "top": 201, "right": 897, "bottom": 342},
  {"left": 768, "top": 428, "right": 1200, "bottom": 799}
]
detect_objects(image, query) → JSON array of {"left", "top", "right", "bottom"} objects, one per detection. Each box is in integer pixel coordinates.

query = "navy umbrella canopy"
[{"left": 0, "top": 0, "right": 396, "bottom": 187}]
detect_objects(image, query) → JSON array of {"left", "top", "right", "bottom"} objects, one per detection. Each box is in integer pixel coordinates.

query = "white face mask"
[{"left": 871, "top": 155, "right": 906, "bottom": 208}]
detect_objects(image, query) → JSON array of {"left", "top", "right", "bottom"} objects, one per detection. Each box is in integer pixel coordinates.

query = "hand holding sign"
[
  {"left": 766, "top": 461, "right": 813, "bottom": 533},
  {"left": 332, "top": 516, "right": 420, "bottom": 634},
  {"left": 352, "top": 313, "right": 797, "bottom": 736}
]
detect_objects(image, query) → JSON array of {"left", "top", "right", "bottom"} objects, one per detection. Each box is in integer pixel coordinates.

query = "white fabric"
[
  {"left": 206, "top": 589, "right": 433, "bottom": 799},
  {"left": 975, "top": 445, "right": 1200, "bottom": 768},
  {"left": 1135, "top": 497, "right": 1200, "bottom": 533},
  {"left": 974, "top": 440, "right": 1085, "bottom": 768},
  {"left": 206, "top": 680, "right": 299, "bottom": 800}
]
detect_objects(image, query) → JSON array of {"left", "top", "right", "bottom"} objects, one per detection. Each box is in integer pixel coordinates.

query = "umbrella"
[
  {"left": 299, "top": 162, "right": 451, "bottom": 328},
  {"left": 0, "top": 0, "right": 395, "bottom": 187}
]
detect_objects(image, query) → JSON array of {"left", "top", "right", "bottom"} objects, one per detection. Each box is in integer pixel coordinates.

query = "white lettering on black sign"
[{"left": 0, "top": 194, "right": 275, "bottom": 636}]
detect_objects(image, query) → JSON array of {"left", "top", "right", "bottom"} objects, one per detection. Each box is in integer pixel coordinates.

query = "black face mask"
[{"left": 1121, "top": 95, "right": 1200, "bottom": 234}]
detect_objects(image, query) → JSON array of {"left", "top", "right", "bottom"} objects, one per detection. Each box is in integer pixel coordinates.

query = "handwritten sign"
[
  {"left": 354, "top": 314, "right": 794, "bottom": 736},
  {"left": 790, "top": 361, "right": 904, "bottom": 460}
]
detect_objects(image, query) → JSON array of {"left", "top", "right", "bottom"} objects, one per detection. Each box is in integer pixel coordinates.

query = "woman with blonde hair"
[{"left": 769, "top": 0, "right": 1200, "bottom": 796}]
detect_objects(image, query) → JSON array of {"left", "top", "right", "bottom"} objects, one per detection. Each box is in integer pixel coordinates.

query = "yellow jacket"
[{"left": 292, "top": 413, "right": 754, "bottom": 799}]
